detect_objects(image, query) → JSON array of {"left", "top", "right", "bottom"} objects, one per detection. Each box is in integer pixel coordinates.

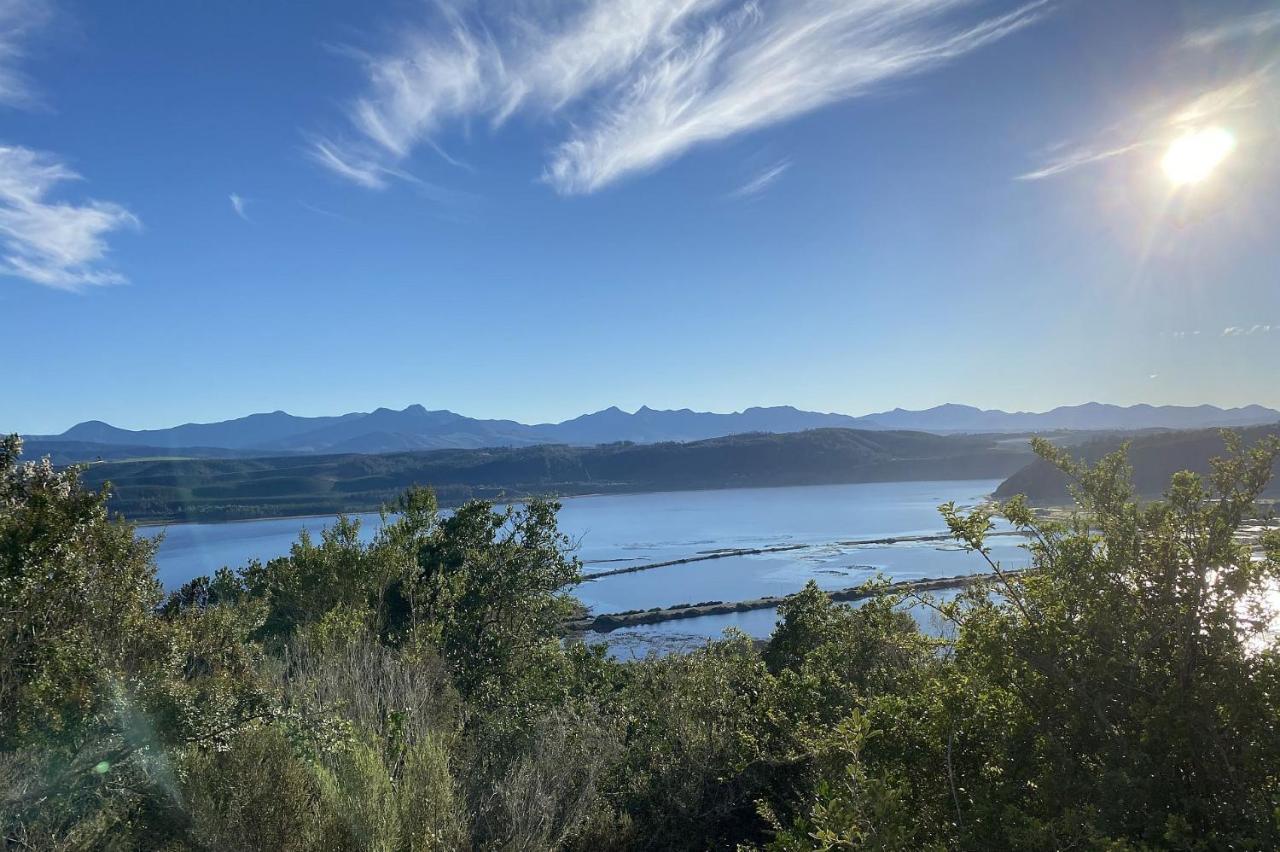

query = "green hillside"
[
  {"left": 996, "top": 425, "right": 1280, "bottom": 503},
  {"left": 76, "top": 428, "right": 1033, "bottom": 522}
]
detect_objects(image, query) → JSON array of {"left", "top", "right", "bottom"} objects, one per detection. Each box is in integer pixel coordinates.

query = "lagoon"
[{"left": 147, "top": 479, "right": 1026, "bottom": 652}]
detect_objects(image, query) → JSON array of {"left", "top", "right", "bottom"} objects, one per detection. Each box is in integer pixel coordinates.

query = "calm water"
[{"left": 146, "top": 480, "right": 1026, "bottom": 654}]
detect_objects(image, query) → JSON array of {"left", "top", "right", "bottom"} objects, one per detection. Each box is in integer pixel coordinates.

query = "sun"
[{"left": 1161, "top": 127, "right": 1235, "bottom": 185}]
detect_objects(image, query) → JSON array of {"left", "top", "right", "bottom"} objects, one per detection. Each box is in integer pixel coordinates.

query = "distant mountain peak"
[{"left": 30, "top": 401, "right": 1280, "bottom": 460}]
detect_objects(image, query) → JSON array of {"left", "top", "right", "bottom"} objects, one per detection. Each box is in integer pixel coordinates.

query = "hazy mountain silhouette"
[
  {"left": 27, "top": 402, "right": 1279, "bottom": 458},
  {"left": 58, "top": 410, "right": 361, "bottom": 449},
  {"left": 857, "top": 402, "right": 1280, "bottom": 433}
]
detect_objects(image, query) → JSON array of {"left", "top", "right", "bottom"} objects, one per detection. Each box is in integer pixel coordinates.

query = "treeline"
[
  {"left": 21, "top": 440, "right": 266, "bottom": 466},
  {"left": 4, "top": 432, "right": 1280, "bottom": 849},
  {"left": 74, "top": 428, "right": 1033, "bottom": 522},
  {"left": 996, "top": 424, "right": 1280, "bottom": 503}
]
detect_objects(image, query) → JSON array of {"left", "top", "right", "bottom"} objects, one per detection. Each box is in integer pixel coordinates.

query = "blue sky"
[{"left": 3, "top": 0, "right": 1279, "bottom": 434}]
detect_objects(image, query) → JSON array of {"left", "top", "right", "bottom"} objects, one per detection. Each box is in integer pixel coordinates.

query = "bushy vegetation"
[{"left": 3, "top": 431, "right": 1280, "bottom": 850}]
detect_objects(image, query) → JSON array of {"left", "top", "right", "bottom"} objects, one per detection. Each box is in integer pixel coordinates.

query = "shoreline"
[
  {"left": 129, "top": 479, "right": 1016, "bottom": 529},
  {"left": 131, "top": 491, "right": 622, "bottom": 529}
]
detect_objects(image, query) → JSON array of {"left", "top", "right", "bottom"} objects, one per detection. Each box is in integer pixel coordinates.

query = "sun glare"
[{"left": 1161, "top": 127, "right": 1235, "bottom": 185}]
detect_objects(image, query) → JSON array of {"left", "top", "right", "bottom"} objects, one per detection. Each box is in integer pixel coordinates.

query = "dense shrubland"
[{"left": 3, "top": 431, "right": 1280, "bottom": 850}]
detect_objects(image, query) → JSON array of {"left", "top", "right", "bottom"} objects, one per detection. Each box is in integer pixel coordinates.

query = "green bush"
[{"left": 5, "top": 431, "right": 1280, "bottom": 850}]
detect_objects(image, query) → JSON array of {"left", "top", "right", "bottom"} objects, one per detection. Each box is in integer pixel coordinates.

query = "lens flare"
[{"left": 1161, "top": 127, "right": 1235, "bottom": 185}]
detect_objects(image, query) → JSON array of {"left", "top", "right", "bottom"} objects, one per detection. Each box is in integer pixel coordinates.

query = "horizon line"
[{"left": 23, "top": 399, "right": 1280, "bottom": 437}]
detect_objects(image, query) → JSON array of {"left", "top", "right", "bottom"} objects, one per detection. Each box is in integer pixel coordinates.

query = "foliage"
[
  {"left": 762, "top": 431, "right": 1280, "bottom": 849},
  {"left": 393, "top": 494, "right": 581, "bottom": 708},
  {"left": 4, "top": 430, "right": 1280, "bottom": 850}
]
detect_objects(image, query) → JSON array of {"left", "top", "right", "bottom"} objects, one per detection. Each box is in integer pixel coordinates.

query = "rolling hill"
[
  {"left": 994, "top": 425, "right": 1280, "bottom": 504},
  {"left": 78, "top": 427, "right": 1035, "bottom": 523}
]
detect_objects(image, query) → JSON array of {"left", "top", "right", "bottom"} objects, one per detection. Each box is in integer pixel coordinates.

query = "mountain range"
[{"left": 23, "top": 402, "right": 1280, "bottom": 459}]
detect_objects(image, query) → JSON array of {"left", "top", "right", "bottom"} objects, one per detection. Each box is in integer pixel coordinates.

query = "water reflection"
[{"left": 144, "top": 479, "right": 1019, "bottom": 656}]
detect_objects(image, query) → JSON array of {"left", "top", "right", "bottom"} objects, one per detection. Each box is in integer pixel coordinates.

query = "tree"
[
  {"left": 400, "top": 496, "right": 581, "bottom": 707},
  {"left": 0, "top": 435, "right": 165, "bottom": 750},
  {"left": 762, "top": 432, "right": 1280, "bottom": 849},
  {"left": 937, "top": 434, "right": 1279, "bottom": 847},
  {"left": 1, "top": 435, "right": 269, "bottom": 845}
]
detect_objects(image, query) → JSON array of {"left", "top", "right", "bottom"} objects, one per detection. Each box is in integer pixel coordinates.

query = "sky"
[{"left": 3, "top": 0, "right": 1279, "bottom": 434}]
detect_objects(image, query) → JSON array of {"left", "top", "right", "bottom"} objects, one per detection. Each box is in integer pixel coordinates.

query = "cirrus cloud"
[
  {"left": 313, "top": 0, "right": 1049, "bottom": 195},
  {"left": 1182, "top": 8, "right": 1280, "bottom": 50},
  {"left": 1, "top": 0, "right": 139, "bottom": 291},
  {"left": 0, "top": 145, "right": 139, "bottom": 291},
  {"left": 229, "top": 192, "right": 250, "bottom": 221},
  {"left": 1222, "top": 324, "right": 1276, "bottom": 337},
  {"left": 0, "top": 0, "right": 50, "bottom": 108},
  {"left": 728, "top": 158, "right": 791, "bottom": 199},
  {"left": 1019, "top": 7, "right": 1278, "bottom": 182}
]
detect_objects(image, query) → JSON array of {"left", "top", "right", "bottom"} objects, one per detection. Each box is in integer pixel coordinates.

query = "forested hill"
[
  {"left": 995, "top": 424, "right": 1280, "bottom": 504},
  {"left": 77, "top": 428, "right": 1033, "bottom": 523}
]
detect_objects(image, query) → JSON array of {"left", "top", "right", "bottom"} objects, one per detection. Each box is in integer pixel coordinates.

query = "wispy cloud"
[
  {"left": 298, "top": 200, "right": 348, "bottom": 221},
  {"left": 0, "top": 0, "right": 49, "bottom": 108},
  {"left": 1020, "top": 9, "right": 1278, "bottom": 182},
  {"left": 229, "top": 192, "right": 250, "bottom": 221},
  {"left": 550, "top": 1, "right": 1048, "bottom": 194},
  {"left": 1170, "top": 71, "right": 1269, "bottom": 125},
  {"left": 314, "top": 0, "right": 1048, "bottom": 195},
  {"left": 0, "top": 145, "right": 139, "bottom": 290},
  {"left": 309, "top": 137, "right": 392, "bottom": 189},
  {"left": 1183, "top": 8, "right": 1280, "bottom": 50},
  {"left": 1018, "top": 71, "right": 1274, "bottom": 180},
  {"left": 0, "top": 2, "right": 139, "bottom": 290},
  {"left": 1017, "top": 141, "right": 1150, "bottom": 181},
  {"left": 729, "top": 158, "right": 790, "bottom": 199},
  {"left": 1222, "top": 324, "right": 1276, "bottom": 337}
]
